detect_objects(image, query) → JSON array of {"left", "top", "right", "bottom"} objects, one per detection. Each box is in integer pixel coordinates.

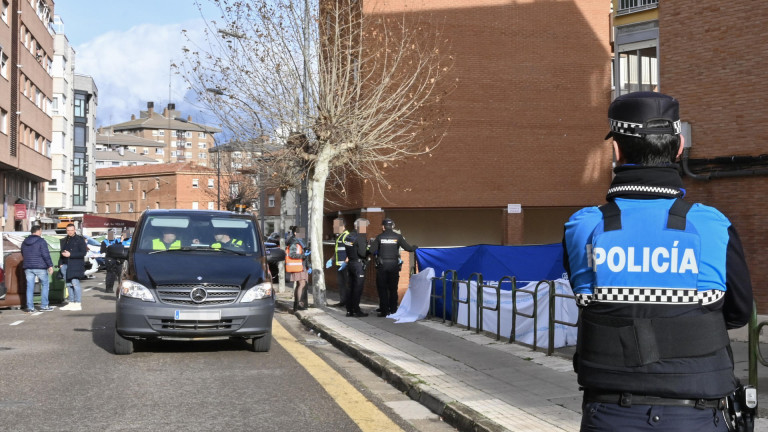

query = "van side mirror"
[
  {"left": 266, "top": 247, "right": 285, "bottom": 264},
  {"left": 106, "top": 243, "right": 129, "bottom": 260}
]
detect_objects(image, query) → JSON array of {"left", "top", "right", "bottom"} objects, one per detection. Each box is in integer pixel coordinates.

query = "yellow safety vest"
[
  {"left": 152, "top": 238, "right": 181, "bottom": 250},
  {"left": 212, "top": 238, "right": 243, "bottom": 249}
]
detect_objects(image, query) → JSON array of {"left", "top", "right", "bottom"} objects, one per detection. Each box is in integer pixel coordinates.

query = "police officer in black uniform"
[
  {"left": 370, "top": 218, "right": 417, "bottom": 317},
  {"left": 563, "top": 92, "right": 753, "bottom": 431},
  {"left": 99, "top": 229, "right": 123, "bottom": 294},
  {"left": 343, "top": 218, "right": 370, "bottom": 317}
]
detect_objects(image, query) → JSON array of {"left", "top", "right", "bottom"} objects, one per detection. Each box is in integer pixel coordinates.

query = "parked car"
[{"left": 110, "top": 209, "right": 278, "bottom": 354}]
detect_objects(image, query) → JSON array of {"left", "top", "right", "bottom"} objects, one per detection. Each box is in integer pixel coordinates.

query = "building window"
[
  {"left": 158, "top": 130, "right": 165, "bottom": 136},
  {"left": 185, "top": 142, "right": 192, "bottom": 148},
  {"left": 105, "top": 182, "right": 110, "bottom": 192},
  {"left": 116, "top": 203, "right": 121, "bottom": 213},
  {"left": 129, "top": 181, "right": 133, "bottom": 191},
  {"left": 0, "top": 51, "right": 7, "bottom": 79},
  {"left": 233, "top": 151, "right": 242, "bottom": 158},
  {"left": 207, "top": 179, "right": 214, "bottom": 188},
  {"left": 208, "top": 201, "right": 214, "bottom": 210},
  {"left": 185, "top": 152, "right": 192, "bottom": 158},
  {"left": 0, "top": 109, "right": 6, "bottom": 135},
  {"left": 115, "top": 181, "right": 121, "bottom": 191},
  {"left": 198, "top": 143, "right": 207, "bottom": 149},
  {"left": 198, "top": 132, "right": 206, "bottom": 139},
  {"left": 192, "top": 178, "right": 199, "bottom": 188},
  {"left": 1, "top": 1, "right": 8, "bottom": 24},
  {"left": 192, "top": 201, "right": 199, "bottom": 210},
  {"left": 142, "top": 190, "right": 147, "bottom": 199},
  {"left": 156, "top": 148, "right": 164, "bottom": 155},
  {"left": 199, "top": 153, "right": 207, "bottom": 159},
  {"left": 268, "top": 195, "right": 275, "bottom": 208},
  {"left": 129, "top": 202, "right": 134, "bottom": 212},
  {"left": 105, "top": 204, "right": 110, "bottom": 213},
  {"left": 74, "top": 93, "right": 86, "bottom": 117},
  {"left": 185, "top": 131, "right": 192, "bottom": 138}
]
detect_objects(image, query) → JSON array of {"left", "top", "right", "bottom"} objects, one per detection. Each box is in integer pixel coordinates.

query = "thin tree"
[{"left": 183, "top": 0, "right": 453, "bottom": 305}]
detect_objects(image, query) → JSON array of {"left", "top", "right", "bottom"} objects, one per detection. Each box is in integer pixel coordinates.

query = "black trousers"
[
  {"left": 337, "top": 265, "right": 349, "bottom": 304},
  {"left": 376, "top": 262, "right": 400, "bottom": 314},
  {"left": 346, "top": 261, "right": 365, "bottom": 313},
  {"left": 105, "top": 258, "right": 122, "bottom": 292}
]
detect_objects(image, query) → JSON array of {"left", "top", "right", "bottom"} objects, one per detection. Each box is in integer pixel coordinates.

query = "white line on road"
[{"left": 10, "top": 320, "right": 24, "bottom": 326}]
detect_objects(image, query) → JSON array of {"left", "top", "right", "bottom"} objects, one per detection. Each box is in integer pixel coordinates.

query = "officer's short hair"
[
  {"left": 30, "top": 225, "right": 42, "bottom": 235},
  {"left": 354, "top": 218, "right": 369, "bottom": 229}
]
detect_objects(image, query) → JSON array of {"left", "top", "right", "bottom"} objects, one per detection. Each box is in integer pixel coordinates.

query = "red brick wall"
[{"left": 660, "top": 2, "right": 768, "bottom": 311}]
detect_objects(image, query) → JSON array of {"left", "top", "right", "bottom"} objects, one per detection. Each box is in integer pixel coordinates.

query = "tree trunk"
[
  {"left": 308, "top": 145, "right": 334, "bottom": 307},
  {"left": 275, "top": 189, "right": 287, "bottom": 293}
]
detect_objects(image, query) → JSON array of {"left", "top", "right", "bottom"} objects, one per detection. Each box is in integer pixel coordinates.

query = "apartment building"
[
  {"left": 0, "top": 0, "right": 55, "bottom": 231},
  {"left": 325, "top": 1, "right": 613, "bottom": 248},
  {"left": 105, "top": 102, "right": 220, "bottom": 165}
]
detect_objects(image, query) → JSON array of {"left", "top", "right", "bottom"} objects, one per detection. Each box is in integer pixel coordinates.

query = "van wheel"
[
  {"left": 251, "top": 334, "right": 272, "bottom": 352},
  {"left": 114, "top": 329, "right": 134, "bottom": 355}
]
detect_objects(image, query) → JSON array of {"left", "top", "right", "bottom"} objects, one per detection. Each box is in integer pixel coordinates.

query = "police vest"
[
  {"left": 212, "top": 238, "right": 243, "bottom": 249},
  {"left": 334, "top": 231, "right": 349, "bottom": 265},
  {"left": 103, "top": 238, "right": 121, "bottom": 247},
  {"left": 376, "top": 230, "right": 401, "bottom": 261},
  {"left": 576, "top": 198, "right": 735, "bottom": 398},
  {"left": 285, "top": 242, "right": 304, "bottom": 273},
  {"left": 152, "top": 239, "right": 181, "bottom": 250}
]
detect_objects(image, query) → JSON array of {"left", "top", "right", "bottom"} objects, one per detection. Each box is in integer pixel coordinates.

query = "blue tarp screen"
[{"left": 414, "top": 244, "right": 566, "bottom": 319}]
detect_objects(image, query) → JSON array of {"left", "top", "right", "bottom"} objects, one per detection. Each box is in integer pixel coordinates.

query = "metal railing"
[
  {"left": 617, "top": 0, "right": 658, "bottom": 14},
  {"left": 428, "top": 270, "right": 578, "bottom": 355}
]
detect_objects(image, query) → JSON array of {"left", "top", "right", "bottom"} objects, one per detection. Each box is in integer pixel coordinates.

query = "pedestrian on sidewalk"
[
  {"left": 59, "top": 224, "right": 87, "bottom": 311},
  {"left": 21, "top": 225, "right": 54, "bottom": 313},
  {"left": 370, "top": 218, "right": 417, "bottom": 317},
  {"left": 329, "top": 218, "right": 349, "bottom": 308},
  {"left": 343, "top": 218, "right": 369, "bottom": 317},
  {"left": 286, "top": 226, "right": 309, "bottom": 311},
  {"left": 563, "top": 92, "right": 753, "bottom": 431}
]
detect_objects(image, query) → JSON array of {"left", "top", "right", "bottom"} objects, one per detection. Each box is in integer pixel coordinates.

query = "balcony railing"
[{"left": 618, "top": 0, "right": 658, "bottom": 15}]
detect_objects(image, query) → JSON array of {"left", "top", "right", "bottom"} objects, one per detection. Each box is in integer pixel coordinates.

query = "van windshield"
[{"left": 136, "top": 214, "right": 261, "bottom": 254}]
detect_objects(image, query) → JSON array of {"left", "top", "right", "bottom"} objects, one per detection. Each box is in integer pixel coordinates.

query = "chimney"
[
  {"left": 131, "top": 114, "right": 135, "bottom": 120},
  {"left": 147, "top": 101, "right": 154, "bottom": 116},
  {"left": 187, "top": 115, "right": 192, "bottom": 121}
]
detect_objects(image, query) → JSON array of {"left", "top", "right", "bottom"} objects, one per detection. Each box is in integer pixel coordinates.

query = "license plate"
[{"left": 174, "top": 310, "right": 221, "bottom": 321}]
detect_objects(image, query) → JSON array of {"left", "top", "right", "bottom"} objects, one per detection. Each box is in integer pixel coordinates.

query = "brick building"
[
  {"left": 0, "top": 0, "right": 55, "bottom": 231},
  {"left": 322, "top": 1, "right": 613, "bottom": 298},
  {"left": 655, "top": 1, "right": 768, "bottom": 312},
  {"left": 94, "top": 163, "right": 229, "bottom": 223}
]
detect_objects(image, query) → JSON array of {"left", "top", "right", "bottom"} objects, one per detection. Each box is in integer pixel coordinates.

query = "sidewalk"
[{"left": 276, "top": 291, "right": 768, "bottom": 432}]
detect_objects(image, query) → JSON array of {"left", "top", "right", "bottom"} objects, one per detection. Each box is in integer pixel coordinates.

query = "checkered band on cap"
[
  {"left": 608, "top": 119, "right": 682, "bottom": 138},
  {"left": 578, "top": 286, "right": 726, "bottom": 305}
]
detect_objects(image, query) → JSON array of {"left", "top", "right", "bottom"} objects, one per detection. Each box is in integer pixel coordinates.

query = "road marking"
[
  {"left": 10, "top": 320, "right": 24, "bottom": 326},
  {"left": 272, "top": 320, "right": 403, "bottom": 432}
]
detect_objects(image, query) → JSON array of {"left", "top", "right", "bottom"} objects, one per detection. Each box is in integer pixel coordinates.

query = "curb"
[{"left": 276, "top": 299, "right": 507, "bottom": 432}]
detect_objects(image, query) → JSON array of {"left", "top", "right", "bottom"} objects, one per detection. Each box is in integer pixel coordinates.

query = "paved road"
[{"left": 0, "top": 272, "right": 454, "bottom": 432}]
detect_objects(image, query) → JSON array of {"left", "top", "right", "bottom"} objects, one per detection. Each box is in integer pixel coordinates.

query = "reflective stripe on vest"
[{"left": 212, "top": 238, "right": 243, "bottom": 249}]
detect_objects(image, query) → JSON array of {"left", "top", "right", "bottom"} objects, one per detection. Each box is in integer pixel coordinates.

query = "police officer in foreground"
[
  {"left": 563, "top": 92, "right": 753, "bottom": 431},
  {"left": 330, "top": 218, "right": 350, "bottom": 308},
  {"left": 370, "top": 218, "right": 417, "bottom": 317},
  {"left": 343, "top": 218, "right": 370, "bottom": 317}
]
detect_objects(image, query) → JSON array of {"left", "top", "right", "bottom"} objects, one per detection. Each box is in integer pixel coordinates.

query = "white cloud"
[{"left": 74, "top": 19, "right": 208, "bottom": 128}]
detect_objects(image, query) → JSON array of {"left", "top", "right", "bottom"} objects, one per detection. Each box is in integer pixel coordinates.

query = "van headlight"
[
  {"left": 240, "top": 282, "right": 273, "bottom": 302},
  {"left": 119, "top": 280, "right": 155, "bottom": 302}
]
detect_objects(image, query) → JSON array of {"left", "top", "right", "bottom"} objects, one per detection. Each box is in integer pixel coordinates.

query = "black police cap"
[
  {"left": 605, "top": 91, "right": 681, "bottom": 139},
  {"left": 382, "top": 218, "right": 394, "bottom": 228}
]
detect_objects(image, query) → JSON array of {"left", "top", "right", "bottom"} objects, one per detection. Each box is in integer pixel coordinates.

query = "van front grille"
[{"left": 156, "top": 284, "right": 241, "bottom": 306}]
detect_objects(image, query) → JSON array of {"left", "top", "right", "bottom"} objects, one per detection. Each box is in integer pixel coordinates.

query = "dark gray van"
[{"left": 111, "top": 209, "right": 275, "bottom": 354}]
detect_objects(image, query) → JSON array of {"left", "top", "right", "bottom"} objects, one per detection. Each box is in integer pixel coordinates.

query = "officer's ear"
[{"left": 612, "top": 140, "right": 623, "bottom": 165}]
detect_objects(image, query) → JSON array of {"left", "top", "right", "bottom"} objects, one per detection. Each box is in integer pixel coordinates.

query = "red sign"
[{"left": 14, "top": 204, "right": 26, "bottom": 220}]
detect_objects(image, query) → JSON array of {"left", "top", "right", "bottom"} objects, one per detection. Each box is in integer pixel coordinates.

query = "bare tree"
[{"left": 184, "top": 0, "right": 452, "bottom": 306}]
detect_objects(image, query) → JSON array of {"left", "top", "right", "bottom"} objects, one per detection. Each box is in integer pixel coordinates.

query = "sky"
[{"left": 52, "top": 0, "right": 222, "bottom": 129}]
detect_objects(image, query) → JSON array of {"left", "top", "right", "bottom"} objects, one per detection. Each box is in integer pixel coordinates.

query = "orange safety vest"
[{"left": 285, "top": 242, "right": 304, "bottom": 273}]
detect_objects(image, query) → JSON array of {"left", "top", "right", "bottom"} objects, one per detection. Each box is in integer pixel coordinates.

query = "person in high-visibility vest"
[
  {"left": 152, "top": 228, "right": 181, "bottom": 250},
  {"left": 285, "top": 226, "right": 309, "bottom": 311},
  {"left": 211, "top": 229, "right": 244, "bottom": 250},
  {"left": 329, "top": 219, "right": 349, "bottom": 308}
]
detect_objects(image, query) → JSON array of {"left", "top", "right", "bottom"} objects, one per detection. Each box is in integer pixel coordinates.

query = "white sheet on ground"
[{"left": 387, "top": 267, "right": 435, "bottom": 323}]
